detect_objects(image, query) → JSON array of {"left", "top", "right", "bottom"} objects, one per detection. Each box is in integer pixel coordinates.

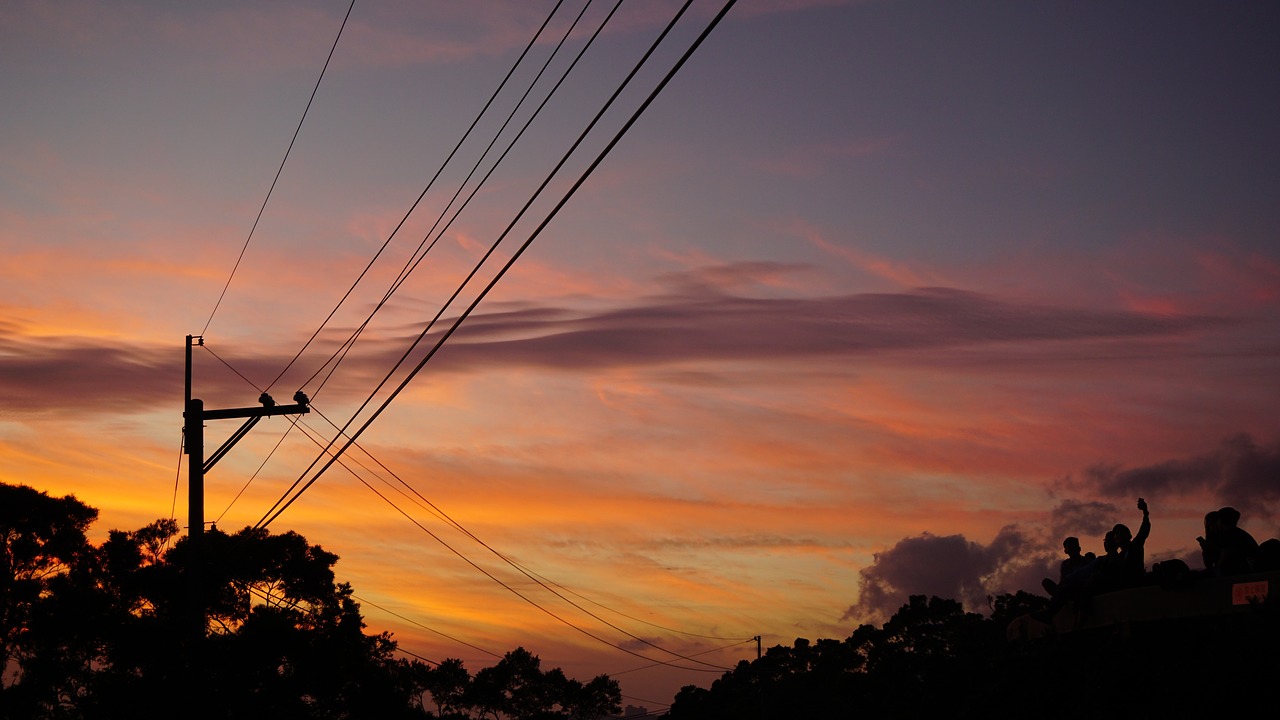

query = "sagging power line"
[
  {"left": 257, "top": 0, "right": 716, "bottom": 531},
  {"left": 182, "top": 0, "right": 744, "bottom": 682}
]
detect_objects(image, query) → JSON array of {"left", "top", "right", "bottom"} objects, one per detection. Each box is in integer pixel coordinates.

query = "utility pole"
[
  {"left": 183, "top": 335, "right": 310, "bottom": 637},
  {"left": 755, "top": 635, "right": 761, "bottom": 659}
]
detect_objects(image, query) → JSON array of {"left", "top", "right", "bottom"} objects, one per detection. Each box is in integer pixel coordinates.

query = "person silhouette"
[
  {"left": 1110, "top": 498, "right": 1150, "bottom": 587},
  {"left": 1213, "top": 506, "right": 1258, "bottom": 575},
  {"left": 1041, "top": 536, "right": 1095, "bottom": 596}
]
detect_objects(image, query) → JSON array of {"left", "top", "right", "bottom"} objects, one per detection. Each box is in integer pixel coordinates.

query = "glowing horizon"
[{"left": 3, "top": 0, "right": 1279, "bottom": 709}]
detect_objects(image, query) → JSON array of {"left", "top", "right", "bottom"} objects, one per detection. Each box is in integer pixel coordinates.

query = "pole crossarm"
[
  {"left": 194, "top": 403, "right": 309, "bottom": 473},
  {"left": 199, "top": 403, "right": 311, "bottom": 421}
]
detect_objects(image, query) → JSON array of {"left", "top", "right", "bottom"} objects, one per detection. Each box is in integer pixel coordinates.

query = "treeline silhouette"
[
  {"left": 667, "top": 592, "right": 1280, "bottom": 718},
  {"left": 0, "top": 482, "right": 619, "bottom": 719}
]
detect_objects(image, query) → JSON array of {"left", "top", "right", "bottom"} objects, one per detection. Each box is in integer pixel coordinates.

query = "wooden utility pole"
[{"left": 183, "top": 335, "right": 310, "bottom": 637}]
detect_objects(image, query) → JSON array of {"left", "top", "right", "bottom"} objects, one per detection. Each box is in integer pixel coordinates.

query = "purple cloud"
[
  {"left": 0, "top": 276, "right": 1235, "bottom": 415},
  {"left": 1058, "top": 434, "right": 1280, "bottom": 519},
  {"left": 842, "top": 525, "right": 1055, "bottom": 625},
  {"left": 422, "top": 279, "right": 1227, "bottom": 372}
]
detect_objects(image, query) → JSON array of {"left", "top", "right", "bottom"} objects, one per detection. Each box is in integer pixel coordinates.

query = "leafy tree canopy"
[
  {"left": 668, "top": 589, "right": 1280, "bottom": 719},
  {"left": 0, "top": 483, "right": 619, "bottom": 720}
]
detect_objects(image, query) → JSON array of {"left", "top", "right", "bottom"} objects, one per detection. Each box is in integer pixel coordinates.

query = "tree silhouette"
[
  {"left": 669, "top": 590, "right": 1280, "bottom": 719},
  {"left": 463, "top": 647, "right": 620, "bottom": 720},
  {"left": 0, "top": 483, "right": 99, "bottom": 712},
  {"left": 0, "top": 482, "right": 621, "bottom": 720},
  {"left": 412, "top": 656, "right": 470, "bottom": 718}
]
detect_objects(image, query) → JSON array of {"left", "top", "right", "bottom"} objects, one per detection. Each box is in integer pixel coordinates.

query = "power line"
[
  {"left": 393, "top": 646, "right": 438, "bottom": 666},
  {"left": 275, "top": 416, "right": 718, "bottom": 671},
  {"left": 261, "top": 0, "right": 747, "bottom": 658},
  {"left": 199, "top": 374, "right": 746, "bottom": 661},
  {"left": 352, "top": 593, "right": 503, "bottom": 660},
  {"left": 259, "top": 408, "right": 725, "bottom": 672},
  {"left": 198, "top": 341, "right": 304, "bottom": 522},
  {"left": 202, "top": 0, "right": 358, "bottom": 336},
  {"left": 298, "top": 402, "right": 752, "bottom": 653},
  {"left": 302, "top": 406, "right": 751, "bottom": 645},
  {"left": 201, "top": 342, "right": 263, "bottom": 392},
  {"left": 189, "top": 0, "right": 747, "bottom": 681},
  {"left": 263, "top": 0, "right": 570, "bottom": 394},
  {"left": 332, "top": 443, "right": 729, "bottom": 673},
  {"left": 256, "top": 5, "right": 743, "bottom": 664},
  {"left": 609, "top": 639, "right": 754, "bottom": 677},
  {"left": 257, "top": 0, "right": 720, "bottom": 533},
  {"left": 297, "top": 0, "right": 626, "bottom": 406},
  {"left": 185, "top": 349, "right": 741, "bottom": 676},
  {"left": 168, "top": 430, "right": 184, "bottom": 544},
  {"left": 306, "top": 418, "right": 732, "bottom": 672},
  {"left": 518, "top": 569, "right": 754, "bottom": 643},
  {"left": 214, "top": 427, "right": 293, "bottom": 525}
]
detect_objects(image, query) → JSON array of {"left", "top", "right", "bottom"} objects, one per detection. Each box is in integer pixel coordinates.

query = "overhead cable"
[
  {"left": 201, "top": 0, "right": 357, "bottom": 336},
  {"left": 263, "top": 0, "right": 570, "bottom": 393},
  {"left": 352, "top": 593, "right": 503, "bottom": 660},
  {"left": 297, "top": 0, "right": 615, "bottom": 401},
  {"left": 278, "top": 413, "right": 721, "bottom": 671},
  {"left": 337, "top": 442, "right": 728, "bottom": 672},
  {"left": 256, "top": 0, "right": 717, "bottom": 531},
  {"left": 195, "top": 346, "right": 740, "bottom": 673}
]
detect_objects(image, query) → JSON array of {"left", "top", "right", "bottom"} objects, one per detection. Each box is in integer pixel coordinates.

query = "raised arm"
[{"left": 1134, "top": 497, "right": 1151, "bottom": 546}]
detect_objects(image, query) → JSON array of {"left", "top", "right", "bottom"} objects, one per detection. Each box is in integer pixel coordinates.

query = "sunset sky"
[{"left": 3, "top": 0, "right": 1280, "bottom": 709}]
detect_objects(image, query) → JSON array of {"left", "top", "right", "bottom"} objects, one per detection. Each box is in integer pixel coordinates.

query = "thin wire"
[
  {"left": 264, "top": 0, "right": 569, "bottom": 392},
  {"left": 246, "top": 0, "right": 743, "bottom": 670},
  {"left": 273, "top": 412, "right": 722, "bottom": 672},
  {"left": 609, "top": 639, "right": 754, "bottom": 677},
  {"left": 281, "top": 416, "right": 716, "bottom": 670},
  {"left": 200, "top": 342, "right": 304, "bottom": 520},
  {"left": 257, "top": 0, "right": 712, "bottom": 531},
  {"left": 352, "top": 593, "right": 502, "bottom": 660},
  {"left": 202, "top": 0, "right": 357, "bottom": 336},
  {"left": 612, "top": 706, "right": 669, "bottom": 718},
  {"left": 300, "top": 0, "right": 624, "bottom": 403},
  {"left": 296, "top": 409, "right": 731, "bottom": 670},
  {"left": 201, "top": 351, "right": 738, "bottom": 672},
  {"left": 215, "top": 428, "right": 293, "bottom": 524},
  {"left": 307, "top": 405, "right": 750, "bottom": 643},
  {"left": 337, "top": 447, "right": 727, "bottom": 673},
  {"left": 201, "top": 343, "right": 263, "bottom": 392},
  {"left": 168, "top": 430, "right": 184, "bottom": 545},
  {"left": 393, "top": 647, "right": 439, "bottom": 667}
]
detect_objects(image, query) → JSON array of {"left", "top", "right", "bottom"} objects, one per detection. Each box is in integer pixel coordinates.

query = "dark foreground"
[{"left": 665, "top": 591, "right": 1280, "bottom": 719}]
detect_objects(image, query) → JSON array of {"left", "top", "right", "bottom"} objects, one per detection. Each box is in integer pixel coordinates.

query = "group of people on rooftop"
[
  {"left": 1042, "top": 498, "right": 1151, "bottom": 600},
  {"left": 1040, "top": 498, "right": 1278, "bottom": 608}
]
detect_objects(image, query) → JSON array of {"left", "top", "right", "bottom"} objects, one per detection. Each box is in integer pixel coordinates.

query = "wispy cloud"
[
  {"left": 0, "top": 269, "right": 1233, "bottom": 416},
  {"left": 431, "top": 278, "right": 1226, "bottom": 371},
  {"left": 792, "top": 221, "right": 949, "bottom": 288}
]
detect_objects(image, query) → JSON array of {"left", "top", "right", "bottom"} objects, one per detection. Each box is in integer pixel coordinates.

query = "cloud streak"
[
  {"left": 430, "top": 277, "right": 1228, "bottom": 371},
  {"left": 0, "top": 276, "right": 1230, "bottom": 416}
]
